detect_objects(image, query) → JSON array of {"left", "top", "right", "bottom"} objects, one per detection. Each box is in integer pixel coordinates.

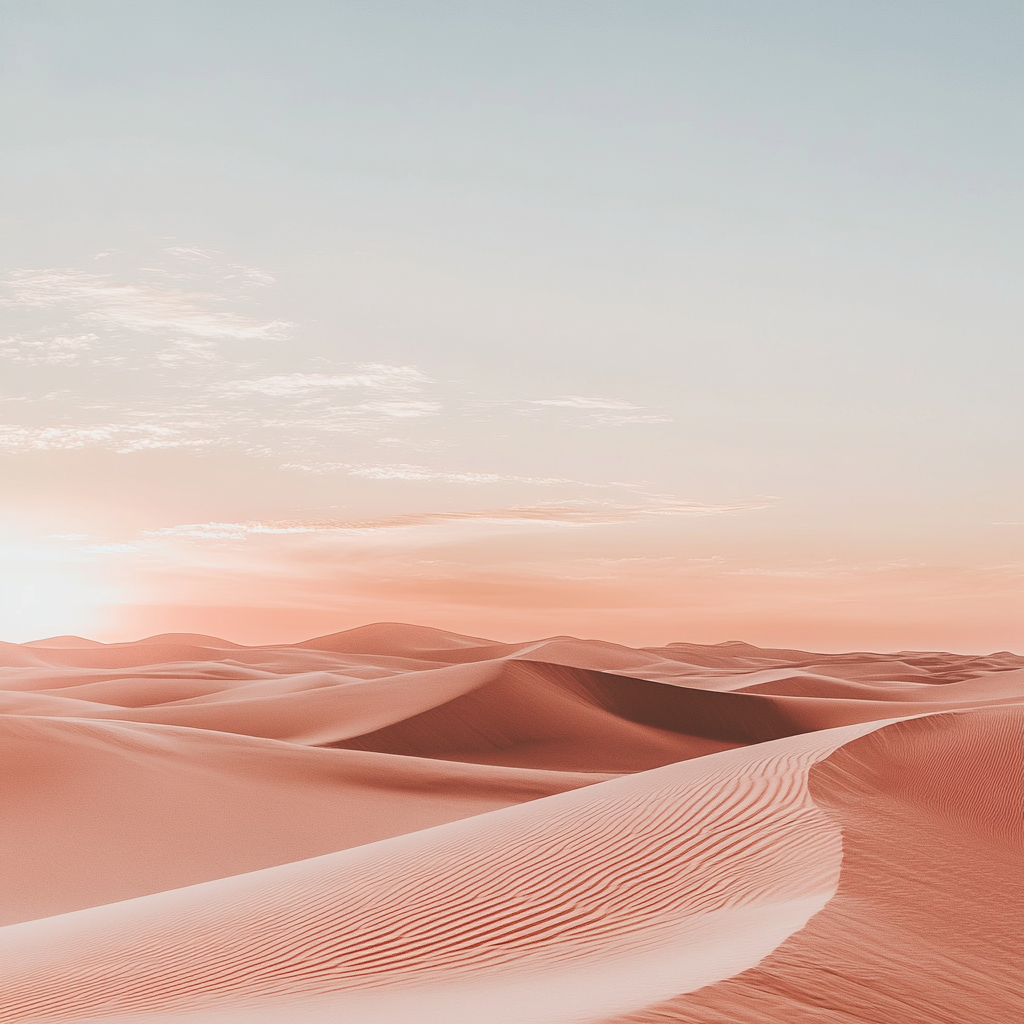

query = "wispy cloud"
[
  {"left": 0, "top": 334, "right": 101, "bottom": 366},
  {"left": 525, "top": 395, "right": 640, "bottom": 410},
  {"left": 516, "top": 394, "right": 673, "bottom": 427},
  {"left": 0, "top": 422, "right": 212, "bottom": 453},
  {"left": 355, "top": 400, "right": 442, "bottom": 418},
  {"left": 335, "top": 463, "right": 573, "bottom": 484},
  {"left": 0, "top": 252, "right": 672, "bottom": 479},
  {"left": 144, "top": 495, "right": 778, "bottom": 541},
  {"left": 585, "top": 411, "right": 674, "bottom": 426},
  {"left": 279, "top": 461, "right": 628, "bottom": 486},
  {"left": 348, "top": 464, "right": 503, "bottom": 482},
  {"left": 213, "top": 365, "right": 432, "bottom": 398},
  {"left": 0, "top": 351, "right": 443, "bottom": 453},
  {"left": 160, "top": 246, "right": 276, "bottom": 287},
  {"left": 208, "top": 366, "right": 443, "bottom": 423},
  {"left": 2, "top": 269, "right": 292, "bottom": 342}
]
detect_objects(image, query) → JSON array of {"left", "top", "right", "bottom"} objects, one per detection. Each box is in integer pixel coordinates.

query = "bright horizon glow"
[{"left": 1, "top": 2, "right": 1021, "bottom": 653}]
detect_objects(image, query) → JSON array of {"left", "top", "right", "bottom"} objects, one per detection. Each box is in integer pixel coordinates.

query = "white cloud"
[
  {"left": 344, "top": 463, "right": 569, "bottom": 484},
  {"left": 0, "top": 261, "right": 451, "bottom": 460},
  {"left": 0, "top": 423, "right": 212, "bottom": 454},
  {"left": 282, "top": 461, "right": 576, "bottom": 485},
  {"left": 585, "top": 412, "right": 674, "bottom": 426},
  {"left": 0, "top": 334, "right": 100, "bottom": 365},
  {"left": 213, "top": 365, "right": 432, "bottom": 398},
  {"left": 2, "top": 269, "right": 292, "bottom": 342},
  {"left": 526, "top": 395, "right": 640, "bottom": 410},
  {"left": 357, "top": 400, "right": 442, "bottom": 418},
  {"left": 162, "top": 246, "right": 221, "bottom": 264},
  {"left": 155, "top": 339, "right": 220, "bottom": 366},
  {"left": 0, "top": 255, "right": 668, "bottom": 476},
  {"left": 0, "top": 342, "right": 444, "bottom": 455},
  {"left": 207, "top": 365, "right": 443, "bottom": 428},
  {"left": 517, "top": 395, "right": 674, "bottom": 426},
  {"left": 162, "top": 247, "right": 275, "bottom": 287},
  {"left": 347, "top": 463, "right": 461, "bottom": 481}
]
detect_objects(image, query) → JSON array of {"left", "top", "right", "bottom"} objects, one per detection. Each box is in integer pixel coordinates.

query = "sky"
[{"left": 1, "top": 0, "right": 1021, "bottom": 651}]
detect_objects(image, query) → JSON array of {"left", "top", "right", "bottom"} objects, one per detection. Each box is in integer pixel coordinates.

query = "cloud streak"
[
  {"left": 526, "top": 395, "right": 639, "bottom": 410},
  {"left": 0, "top": 334, "right": 102, "bottom": 366},
  {"left": 212, "top": 366, "right": 432, "bottom": 398},
  {"left": 2, "top": 269, "right": 292, "bottom": 342},
  {"left": 0, "top": 423, "right": 212, "bottom": 453},
  {"left": 286, "top": 462, "right": 577, "bottom": 484},
  {"left": 516, "top": 395, "right": 673, "bottom": 427},
  {"left": 144, "top": 495, "right": 778, "bottom": 541},
  {"left": 0, "top": 353, "right": 444, "bottom": 453}
]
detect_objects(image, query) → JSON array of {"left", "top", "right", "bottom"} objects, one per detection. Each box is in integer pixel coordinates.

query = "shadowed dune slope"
[
  {"left": 0, "top": 625, "right": 1020, "bottom": 1022},
  {"left": 0, "top": 715, "right": 613, "bottom": 925}
]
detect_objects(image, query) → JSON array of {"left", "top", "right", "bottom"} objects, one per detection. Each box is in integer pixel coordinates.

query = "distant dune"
[{"left": 1, "top": 624, "right": 1021, "bottom": 1023}]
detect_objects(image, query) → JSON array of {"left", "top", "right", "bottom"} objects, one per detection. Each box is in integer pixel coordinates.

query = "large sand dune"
[{"left": 1, "top": 624, "right": 1020, "bottom": 1022}]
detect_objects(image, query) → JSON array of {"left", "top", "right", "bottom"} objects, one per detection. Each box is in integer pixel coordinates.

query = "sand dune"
[
  {"left": 1, "top": 624, "right": 1020, "bottom": 1022},
  {"left": 0, "top": 716, "right": 613, "bottom": 924}
]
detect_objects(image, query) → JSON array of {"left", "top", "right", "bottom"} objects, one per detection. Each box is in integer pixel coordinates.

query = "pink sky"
[{"left": 2, "top": 441, "right": 1020, "bottom": 651}]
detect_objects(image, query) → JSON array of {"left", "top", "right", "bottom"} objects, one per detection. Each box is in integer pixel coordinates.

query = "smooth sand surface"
[{"left": 1, "top": 623, "right": 1020, "bottom": 1022}]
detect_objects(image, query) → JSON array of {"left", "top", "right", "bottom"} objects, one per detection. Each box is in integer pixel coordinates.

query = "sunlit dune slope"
[
  {"left": 1, "top": 624, "right": 1020, "bottom": 1023},
  {"left": 607, "top": 705, "right": 1024, "bottom": 1024}
]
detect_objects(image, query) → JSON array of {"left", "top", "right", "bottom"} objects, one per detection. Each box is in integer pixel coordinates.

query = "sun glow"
[{"left": 0, "top": 534, "right": 123, "bottom": 642}]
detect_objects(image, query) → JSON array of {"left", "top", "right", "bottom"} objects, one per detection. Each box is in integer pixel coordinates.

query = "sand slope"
[{"left": 1, "top": 624, "right": 1020, "bottom": 1022}]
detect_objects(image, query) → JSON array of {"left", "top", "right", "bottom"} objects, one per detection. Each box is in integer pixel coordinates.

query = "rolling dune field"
[{"left": 1, "top": 624, "right": 1021, "bottom": 1023}]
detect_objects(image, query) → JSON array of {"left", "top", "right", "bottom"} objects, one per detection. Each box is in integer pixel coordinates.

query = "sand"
[{"left": 1, "top": 623, "right": 1020, "bottom": 1022}]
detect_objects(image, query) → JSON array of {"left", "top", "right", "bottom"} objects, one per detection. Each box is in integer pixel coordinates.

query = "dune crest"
[{"left": 1, "top": 625, "right": 1020, "bottom": 1022}]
